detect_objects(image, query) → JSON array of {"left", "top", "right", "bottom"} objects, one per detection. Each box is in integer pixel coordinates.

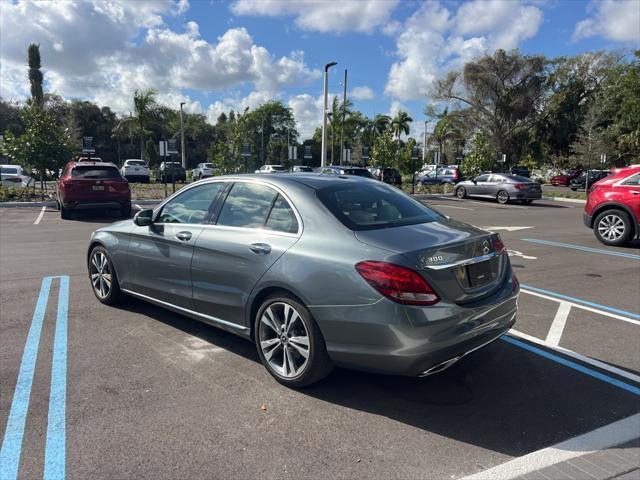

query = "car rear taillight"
[
  {"left": 514, "top": 183, "right": 526, "bottom": 190},
  {"left": 492, "top": 234, "right": 506, "bottom": 253},
  {"left": 453, "top": 169, "right": 460, "bottom": 181},
  {"left": 355, "top": 261, "right": 440, "bottom": 306}
]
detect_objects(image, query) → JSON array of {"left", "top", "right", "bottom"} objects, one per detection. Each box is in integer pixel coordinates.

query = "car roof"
[
  {"left": 199, "top": 172, "right": 375, "bottom": 190},
  {"left": 69, "top": 161, "right": 117, "bottom": 168}
]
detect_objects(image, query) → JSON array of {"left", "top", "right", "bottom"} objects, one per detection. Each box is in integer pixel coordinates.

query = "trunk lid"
[{"left": 354, "top": 218, "right": 507, "bottom": 304}]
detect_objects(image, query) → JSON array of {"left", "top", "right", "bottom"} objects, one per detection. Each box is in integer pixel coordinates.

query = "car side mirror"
[
  {"left": 134, "top": 209, "right": 154, "bottom": 227},
  {"left": 472, "top": 178, "right": 477, "bottom": 184}
]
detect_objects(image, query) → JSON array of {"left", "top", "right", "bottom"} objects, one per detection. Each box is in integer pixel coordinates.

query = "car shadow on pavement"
[
  {"left": 114, "top": 297, "right": 639, "bottom": 458},
  {"left": 62, "top": 210, "right": 131, "bottom": 223}
]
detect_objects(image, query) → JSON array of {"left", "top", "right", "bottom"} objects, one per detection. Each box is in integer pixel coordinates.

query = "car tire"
[
  {"left": 593, "top": 209, "right": 634, "bottom": 246},
  {"left": 455, "top": 186, "right": 467, "bottom": 199},
  {"left": 254, "top": 293, "right": 333, "bottom": 388},
  {"left": 88, "top": 246, "right": 124, "bottom": 305},
  {"left": 60, "top": 205, "right": 72, "bottom": 219},
  {"left": 497, "top": 190, "right": 510, "bottom": 204}
]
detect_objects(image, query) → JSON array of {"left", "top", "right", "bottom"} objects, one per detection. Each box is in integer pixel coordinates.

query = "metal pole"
[
  {"left": 321, "top": 61, "right": 337, "bottom": 167},
  {"left": 340, "top": 69, "right": 347, "bottom": 166},
  {"left": 423, "top": 121, "right": 427, "bottom": 163},
  {"left": 261, "top": 116, "right": 264, "bottom": 165},
  {"left": 179, "top": 102, "right": 186, "bottom": 169}
]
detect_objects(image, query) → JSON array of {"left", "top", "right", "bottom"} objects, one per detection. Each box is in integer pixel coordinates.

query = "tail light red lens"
[
  {"left": 453, "top": 169, "right": 460, "bottom": 180},
  {"left": 355, "top": 261, "right": 440, "bottom": 306},
  {"left": 492, "top": 234, "right": 506, "bottom": 253},
  {"left": 514, "top": 183, "right": 526, "bottom": 190}
]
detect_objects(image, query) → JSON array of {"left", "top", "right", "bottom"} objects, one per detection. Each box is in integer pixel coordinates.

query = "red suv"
[
  {"left": 550, "top": 169, "right": 582, "bottom": 186},
  {"left": 584, "top": 165, "right": 640, "bottom": 246},
  {"left": 56, "top": 161, "right": 131, "bottom": 219}
]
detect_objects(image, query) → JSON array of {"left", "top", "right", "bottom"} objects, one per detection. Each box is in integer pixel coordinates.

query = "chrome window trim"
[
  {"left": 121, "top": 288, "right": 249, "bottom": 332},
  {"left": 151, "top": 177, "right": 304, "bottom": 237}
]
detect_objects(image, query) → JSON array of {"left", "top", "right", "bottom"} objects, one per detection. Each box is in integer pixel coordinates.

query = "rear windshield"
[
  {"left": 271, "top": 166, "right": 285, "bottom": 171},
  {"left": 1, "top": 167, "right": 19, "bottom": 174},
  {"left": 202, "top": 163, "right": 214, "bottom": 168},
  {"left": 347, "top": 169, "right": 373, "bottom": 178},
  {"left": 317, "top": 182, "right": 443, "bottom": 231},
  {"left": 504, "top": 174, "right": 532, "bottom": 182},
  {"left": 126, "top": 160, "right": 146, "bottom": 166},
  {"left": 71, "top": 166, "right": 121, "bottom": 178}
]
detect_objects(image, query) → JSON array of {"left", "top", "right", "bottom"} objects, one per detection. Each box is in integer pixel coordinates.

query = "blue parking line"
[
  {"left": 521, "top": 238, "right": 640, "bottom": 260},
  {"left": 0, "top": 277, "right": 52, "bottom": 480},
  {"left": 502, "top": 336, "right": 640, "bottom": 396},
  {"left": 521, "top": 284, "right": 640, "bottom": 320},
  {"left": 44, "top": 275, "right": 69, "bottom": 480}
]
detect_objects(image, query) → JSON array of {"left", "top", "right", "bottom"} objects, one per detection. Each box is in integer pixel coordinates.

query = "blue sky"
[{"left": 1, "top": 0, "right": 639, "bottom": 138}]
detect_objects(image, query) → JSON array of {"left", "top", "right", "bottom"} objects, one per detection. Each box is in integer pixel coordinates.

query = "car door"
[
  {"left": 467, "top": 174, "right": 490, "bottom": 196},
  {"left": 125, "top": 181, "right": 226, "bottom": 308},
  {"left": 485, "top": 174, "right": 505, "bottom": 197},
  {"left": 618, "top": 173, "right": 640, "bottom": 222},
  {"left": 191, "top": 181, "right": 301, "bottom": 327}
]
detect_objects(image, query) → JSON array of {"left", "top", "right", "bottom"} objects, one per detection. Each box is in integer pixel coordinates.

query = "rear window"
[
  {"left": 1, "top": 167, "right": 19, "bottom": 175},
  {"left": 317, "top": 182, "right": 443, "bottom": 231},
  {"left": 126, "top": 160, "right": 146, "bottom": 166},
  {"left": 71, "top": 166, "right": 121, "bottom": 178},
  {"left": 504, "top": 175, "right": 532, "bottom": 183},
  {"left": 347, "top": 169, "right": 373, "bottom": 178},
  {"left": 203, "top": 163, "right": 214, "bottom": 168}
]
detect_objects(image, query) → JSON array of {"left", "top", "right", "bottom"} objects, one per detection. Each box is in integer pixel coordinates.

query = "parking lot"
[{"left": 1, "top": 196, "right": 638, "bottom": 479}]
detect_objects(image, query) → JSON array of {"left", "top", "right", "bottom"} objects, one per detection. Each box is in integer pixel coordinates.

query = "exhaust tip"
[{"left": 418, "top": 356, "right": 461, "bottom": 377}]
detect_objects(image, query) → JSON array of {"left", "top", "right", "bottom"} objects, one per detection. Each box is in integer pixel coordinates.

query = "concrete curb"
[{"left": 542, "top": 196, "right": 586, "bottom": 204}]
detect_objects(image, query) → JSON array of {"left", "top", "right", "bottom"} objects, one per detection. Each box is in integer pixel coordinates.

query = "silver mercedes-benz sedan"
[
  {"left": 87, "top": 174, "right": 519, "bottom": 387},
  {"left": 454, "top": 173, "right": 542, "bottom": 204}
]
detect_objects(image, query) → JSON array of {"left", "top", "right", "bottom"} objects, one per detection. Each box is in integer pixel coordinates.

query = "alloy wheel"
[
  {"left": 90, "top": 251, "right": 112, "bottom": 299},
  {"left": 597, "top": 214, "right": 625, "bottom": 241},
  {"left": 497, "top": 191, "right": 509, "bottom": 204},
  {"left": 259, "top": 302, "right": 310, "bottom": 378}
]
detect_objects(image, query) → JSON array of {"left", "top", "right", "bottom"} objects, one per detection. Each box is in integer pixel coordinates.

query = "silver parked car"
[
  {"left": 454, "top": 173, "right": 542, "bottom": 204},
  {"left": 87, "top": 174, "right": 519, "bottom": 387}
]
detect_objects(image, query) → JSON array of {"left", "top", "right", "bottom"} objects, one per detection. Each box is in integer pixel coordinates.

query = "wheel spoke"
[
  {"left": 286, "top": 310, "right": 300, "bottom": 333},
  {"left": 284, "top": 346, "right": 296, "bottom": 376},
  {"left": 261, "top": 308, "right": 280, "bottom": 333},
  {"left": 263, "top": 341, "right": 281, "bottom": 361},
  {"left": 283, "top": 304, "right": 292, "bottom": 331},
  {"left": 289, "top": 337, "right": 309, "bottom": 359},
  {"left": 91, "top": 255, "right": 100, "bottom": 271}
]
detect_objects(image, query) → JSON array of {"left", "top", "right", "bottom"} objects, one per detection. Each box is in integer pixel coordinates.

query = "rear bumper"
[
  {"left": 583, "top": 213, "right": 593, "bottom": 228},
  {"left": 123, "top": 174, "right": 149, "bottom": 181},
  {"left": 63, "top": 200, "right": 129, "bottom": 210},
  {"left": 311, "top": 274, "right": 519, "bottom": 376}
]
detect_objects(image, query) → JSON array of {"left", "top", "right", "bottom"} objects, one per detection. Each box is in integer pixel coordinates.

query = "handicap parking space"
[{"left": 1, "top": 200, "right": 639, "bottom": 479}]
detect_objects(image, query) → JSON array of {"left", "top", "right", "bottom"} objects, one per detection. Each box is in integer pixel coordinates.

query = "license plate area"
[
  {"left": 92, "top": 185, "right": 105, "bottom": 191},
  {"left": 456, "top": 256, "right": 500, "bottom": 288}
]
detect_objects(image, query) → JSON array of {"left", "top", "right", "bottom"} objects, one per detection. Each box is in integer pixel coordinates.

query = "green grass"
[
  {"left": 542, "top": 189, "right": 587, "bottom": 200},
  {"left": 130, "top": 182, "right": 187, "bottom": 200}
]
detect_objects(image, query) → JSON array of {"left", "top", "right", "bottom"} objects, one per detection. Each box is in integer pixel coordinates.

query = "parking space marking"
[
  {"left": 510, "top": 329, "right": 640, "bottom": 384},
  {"left": 463, "top": 412, "right": 640, "bottom": 480},
  {"left": 521, "top": 238, "right": 640, "bottom": 260},
  {"left": 0, "top": 277, "right": 53, "bottom": 480},
  {"left": 0, "top": 276, "right": 69, "bottom": 480},
  {"left": 33, "top": 206, "right": 46, "bottom": 225},
  {"left": 521, "top": 285, "right": 640, "bottom": 324},
  {"left": 483, "top": 226, "right": 533, "bottom": 232},
  {"left": 502, "top": 335, "right": 640, "bottom": 396},
  {"left": 428, "top": 204, "right": 474, "bottom": 210},
  {"left": 134, "top": 204, "right": 143, "bottom": 210},
  {"left": 545, "top": 302, "right": 571, "bottom": 346},
  {"left": 44, "top": 276, "right": 69, "bottom": 480}
]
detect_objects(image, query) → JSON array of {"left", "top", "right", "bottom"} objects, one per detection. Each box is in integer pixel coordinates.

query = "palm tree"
[
  {"left": 362, "top": 114, "right": 391, "bottom": 149},
  {"left": 428, "top": 109, "right": 465, "bottom": 164},
  {"left": 390, "top": 111, "right": 413, "bottom": 150},
  {"left": 130, "top": 89, "right": 158, "bottom": 160},
  {"left": 328, "top": 96, "right": 353, "bottom": 164}
]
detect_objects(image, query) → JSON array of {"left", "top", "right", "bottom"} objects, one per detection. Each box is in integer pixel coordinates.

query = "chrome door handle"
[
  {"left": 175, "top": 231, "right": 192, "bottom": 242},
  {"left": 249, "top": 243, "right": 271, "bottom": 254}
]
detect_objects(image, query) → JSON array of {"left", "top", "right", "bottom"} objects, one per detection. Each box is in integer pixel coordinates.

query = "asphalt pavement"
[{"left": 1, "top": 195, "right": 638, "bottom": 479}]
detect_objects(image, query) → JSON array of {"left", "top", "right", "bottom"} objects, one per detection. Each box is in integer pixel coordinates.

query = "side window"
[
  {"left": 158, "top": 183, "right": 224, "bottom": 224},
  {"left": 488, "top": 175, "right": 501, "bottom": 182},
  {"left": 621, "top": 174, "right": 640, "bottom": 186},
  {"left": 217, "top": 182, "right": 277, "bottom": 228},
  {"left": 265, "top": 195, "right": 299, "bottom": 234},
  {"left": 475, "top": 174, "right": 490, "bottom": 182}
]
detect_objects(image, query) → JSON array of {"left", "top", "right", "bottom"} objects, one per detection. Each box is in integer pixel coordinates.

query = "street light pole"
[
  {"left": 321, "top": 61, "right": 337, "bottom": 167},
  {"left": 179, "top": 102, "right": 186, "bottom": 169},
  {"left": 423, "top": 120, "right": 427, "bottom": 164},
  {"left": 340, "top": 68, "right": 347, "bottom": 166}
]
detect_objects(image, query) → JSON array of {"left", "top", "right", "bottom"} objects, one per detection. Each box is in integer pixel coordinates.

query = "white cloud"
[
  {"left": 0, "top": 0, "right": 318, "bottom": 118},
  {"left": 350, "top": 86, "right": 374, "bottom": 100},
  {"left": 384, "top": 0, "right": 544, "bottom": 101},
  {"left": 230, "top": 0, "right": 399, "bottom": 33},
  {"left": 572, "top": 0, "right": 640, "bottom": 43}
]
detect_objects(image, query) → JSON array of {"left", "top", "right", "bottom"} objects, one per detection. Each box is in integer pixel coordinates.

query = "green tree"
[
  {"left": 1, "top": 105, "right": 72, "bottom": 192},
  {"left": 570, "top": 101, "right": 613, "bottom": 170},
  {"left": 461, "top": 134, "right": 493, "bottom": 178},
  {"left": 390, "top": 110, "right": 413, "bottom": 150},
  {"left": 371, "top": 128, "right": 396, "bottom": 170},
  {"left": 28, "top": 44, "right": 44, "bottom": 107},
  {"left": 436, "top": 49, "right": 547, "bottom": 163}
]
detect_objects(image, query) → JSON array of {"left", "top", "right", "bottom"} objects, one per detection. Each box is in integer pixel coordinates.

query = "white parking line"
[
  {"left": 462, "top": 412, "right": 640, "bottom": 480},
  {"left": 33, "top": 206, "right": 46, "bottom": 225},
  {"left": 545, "top": 301, "right": 571, "bottom": 346},
  {"left": 520, "top": 288, "right": 640, "bottom": 326},
  {"left": 509, "top": 329, "right": 640, "bottom": 384},
  {"left": 428, "top": 204, "right": 474, "bottom": 211},
  {"left": 134, "top": 204, "right": 143, "bottom": 210}
]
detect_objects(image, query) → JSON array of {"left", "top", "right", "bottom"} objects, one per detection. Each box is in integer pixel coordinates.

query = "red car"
[
  {"left": 584, "top": 165, "right": 640, "bottom": 246},
  {"left": 550, "top": 169, "right": 582, "bottom": 186},
  {"left": 56, "top": 161, "right": 131, "bottom": 220}
]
